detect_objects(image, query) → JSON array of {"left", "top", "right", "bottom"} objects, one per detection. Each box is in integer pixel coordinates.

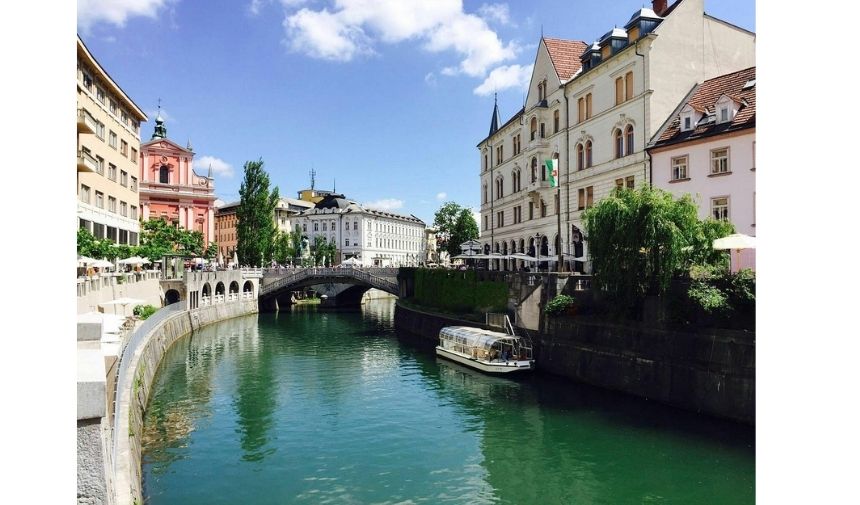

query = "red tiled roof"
[
  {"left": 653, "top": 66, "right": 756, "bottom": 146},
  {"left": 543, "top": 38, "right": 588, "bottom": 81}
]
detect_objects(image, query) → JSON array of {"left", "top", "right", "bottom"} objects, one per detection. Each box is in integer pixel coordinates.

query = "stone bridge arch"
[{"left": 258, "top": 267, "right": 399, "bottom": 308}]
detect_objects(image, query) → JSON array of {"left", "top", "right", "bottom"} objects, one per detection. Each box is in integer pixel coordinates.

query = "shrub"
[
  {"left": 133, "top": 304, "right": 158, "bottom": 320},
  {"left": 545, "top": 294, "right": 576, "bottom": 316}
]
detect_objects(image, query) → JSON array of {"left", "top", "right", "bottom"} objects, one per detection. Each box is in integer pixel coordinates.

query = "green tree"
[
  {"left": 237, "top": 159, "right": 279, "bottom": 267},
  {"left": 583, "top": 186, "right": 727, "bottom": 313},
  {"left": 433, "top": 202, "right": 479, "bottom": 257},
  {"left": 77, "top": 227, "right": 97, "bottom": 256},
  {"left": 274, "top": 230, "right": 294, "bottom": 265},
  {"left": 311, "top": 236, "right": 337, "bottom": 266}
]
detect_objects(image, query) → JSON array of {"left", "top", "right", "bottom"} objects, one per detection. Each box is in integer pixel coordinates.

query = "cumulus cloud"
[
  {"left": 436, "top": 192, "right": 447, "bottom": 201},
  {"left": 424, "top": 72, "right": 437, "bottom": 86},
  {"left": 193, "top": 156, "right": 234, "bottom": 178},
  {"left": 477, "top": 3, "right": 512, "bottom": 26},
  {"left": 78, "top": 0, "right": 173, "bottom": 32},
  {"left": 364, "top": 198, "right": 404, "bottom": 211},
  {"left": 282, "top": 0, "right": 516, "bottom": 76},
  {"left": 474, "top": 63, "right": 533, "bottom": 96}
]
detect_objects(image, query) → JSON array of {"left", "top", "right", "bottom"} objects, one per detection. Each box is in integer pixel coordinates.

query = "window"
[
  {"left": 530, "top": 117, "right": 537, "bottom": 141},
  {"left": 95, "top": 191, "right": 104, "bottom": 208},
  {"left": 711, "top": 147, "right": 730, "bottom": 174},
  {"left": 323, "top": 222, "right": 328, "bottom": 231},
  {"left": 578, "top": 97, "right": 585, "bottom": 123},
  {"left": 625, "top": 71, "right": 634, "bottom": 100},
  {"left": 303, "top": 224, "right": 308, "bottom": 232},
  {"left": 513, "top": 134, "right": 521, "bottom": 155},
  {"left": 483, "top": 184, "right": 488, "bottom": 204},
  {"left": 712, "top": 197, "right": 729, "bottom": 221},
  {"left": 95, "top": 156, "right": 104, "bottom": 175},
  {"left": 129, "top": 231, "right": 138, "bottom": 246},
  {"left": 720, "top": 107, "right": 729, "bottom": 123},
  {"left": 95, "top": 121, "right": 105, "bottom": 140},
  {"left": 540, "top": 199, "right": 547, "bottom": 218},
  {"left": 615, "top": 178, "right": 624, "bottom": 190},
  {"left": 353, "top": 221, "right": 358, "bottom": 231},
  {"left": 614, "top": 129, "right": 624, "bottom": 158},
  {"left": 554, "top": 193, "right": 560, "bottom": 214},
  {"left": 669, "top": 156, "right": 688, "bottom": 181},
  {"left": 119, "top": 229, "right": 128, "bottom": 245},
  {"left": 345, "top": 239, "right": 350, "bottom": 247},
  {"left": 131, "top": 205, "right": 138, "bottom": 219},
  {"left": 131, "top": 176, "right": 138, "bottom": 192},
  {"left": 483, "top": 215, "right": 488, "bottom": 231},
  {"left": 586, "top": 93, "right": 592, "bottom": 119},
  {"left": 109, "top": 131, "right": 117, "bottom": 149},
  {"left": 314, "top": 222, "right": 319, "bottom": 231},
  {"left": 626, "top": 176, "right": 634, "bottom": 189},
  {"left": 540, "top": 122, "right": 546, "bottom": 138},
  {"left": 553, "top": 110, "right": 560, "bottom": 133},
  {"left": 540, "top": 160, "right": 546, "bottom": 181},
  {"left": 108, "top": 164, "right": 117, "bottom": 181},
  {"left": 528, "top": 201, "right": 534, "bottom": 220},
  {"left": 615, "top": 77, "right": 624, "bottom": 105},
  {"left": 576, "top": 144, "right": 584, "bottom": 170},
  {"left": 587, "top": 186, "right": 594, "bottom": 208},
  {"left": 96, "top": 87, "right": 106, "bottom": 104},
  {"left": 120, "top": 170, "right": 128, "bottom": 187},
  {"left": 109, "top": 99, "right": 117, "bottom": 116},
  {"left": 120, "top": 140, "right": 128, "bottom": 157},
  {"left": 585, "top": 141, "right": 592, "bottom": 167},
  {"left": 82, "top": 70, "right": 93, "bottom": 91},
  {"left": 531, "top": 157, "right": 538, "bottom": 183},
  {"left": 121, "top": 110, "right": 129, "bottom": 126},
  {"left": 107, "top": 226, "right": 117, "bottom": 242},
  {"left": 159, "top": 165, "right": 169, "bottom": 183},
  {"left": 625, "top": 125, "right": 634, "bottom": 155},
  {"left": 579, "top": 187, "right": 593, "bottom": 210},
  {"left": 108, "top": 196, "right": 116, "bottom": 213},
  {"left": 683, "top": 116, "right": 692, "bottom": 131},
  {"left": 80, "top": 185, "right": 90, "bottom": 204},
  {"left": 496, "top": 211, "right": 504, "bottom": 228},
  {"left": 538, "top": 82, "right": 544, "bottom": 101},
  {"left": 120, "top": 201, "right": 128, "bottom": 217}
]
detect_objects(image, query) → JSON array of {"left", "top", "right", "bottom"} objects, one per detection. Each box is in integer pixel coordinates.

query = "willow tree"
[
  {"left": 237, "top": 159, "right": 279, "bottom": 266},
  {"left": 582, "top": 186, "right": 729, "bottom": 313}
]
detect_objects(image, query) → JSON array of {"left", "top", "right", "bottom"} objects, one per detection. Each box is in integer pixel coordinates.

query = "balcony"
[
  {"left": 77, "top": 108, "right": 97, "bottom": 134},
  {"left": 77, "top": 150, "right": 98, "bottom": 173},
  {"left": 526, "top": 178, "right": 552, "bottom": 192}
]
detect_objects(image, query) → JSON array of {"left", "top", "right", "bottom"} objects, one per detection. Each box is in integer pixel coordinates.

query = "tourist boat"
[{"left": 436, "top": 324, "right": 535, "bottom": 374}]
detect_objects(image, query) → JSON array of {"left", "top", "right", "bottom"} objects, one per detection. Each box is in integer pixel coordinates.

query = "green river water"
[{"left": 141, "top": 299, "right": 754, "bottom": 504}]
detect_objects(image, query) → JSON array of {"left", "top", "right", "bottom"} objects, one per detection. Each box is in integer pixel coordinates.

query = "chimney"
[{"left": 652, "top": 0, "right": 668, "bottom": 16}]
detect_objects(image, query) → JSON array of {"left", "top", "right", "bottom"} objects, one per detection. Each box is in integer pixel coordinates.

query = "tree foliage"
[
  {"left": 582, "top": 186, "right": 734, "bottom": 313},
  {"left": 78, "top": 219, "right": 210, "bottom": 263},
  {"left": 311, "top": 236, "right": 337, "bottom": 266},
  {"left": 237, "top": 159, "right": 279, "bottom": 267},
  {"left": 433, "top": 202, "right": 479, "bottom": 257},
  {"left": 274, "top": 227, "right": 301, "bottom": 265}
]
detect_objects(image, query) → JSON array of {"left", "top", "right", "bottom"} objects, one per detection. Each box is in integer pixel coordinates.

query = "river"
[{"left": 141, "top": 298, "right": 754, "bottom": 504}]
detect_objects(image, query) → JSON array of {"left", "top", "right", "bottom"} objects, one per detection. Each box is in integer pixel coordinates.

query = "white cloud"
[
  {"left": 424, "top": 72, "right": 437, "bottom": 86},
  {"left": 473, "top": 63, "right": 533, "bottom": 96},
  {"left": 214, "top": 199, "right": 226, "bottom": 208},
  {"left": 436, "top": 192, "right": 447, "bottom": 201},
  {"left": 282, "top": 0, "right": 516, "bottom": 76},
  {"left": 364, "top": 198, "right": 404, "bottom": 211},
  {"left": 78, "top": 0, "right": 172, "bottom": 32},
  {"left": 145, "top": 107, "right": 177, "bottom": 123},
  {"left": 193, "top": 155, "right": 234, "bottom": 178},
  {"left": 477, "top": 3, "right": 512, "bottom": 26}
]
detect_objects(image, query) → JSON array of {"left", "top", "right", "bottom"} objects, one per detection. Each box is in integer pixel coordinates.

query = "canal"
[{"left": 141, "top": 299, "right": 754, "bottom": 504}]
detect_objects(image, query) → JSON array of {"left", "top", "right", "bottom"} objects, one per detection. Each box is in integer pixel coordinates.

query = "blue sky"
[{"left": 78, "top": 0, "right": 754, "bottom": 224}]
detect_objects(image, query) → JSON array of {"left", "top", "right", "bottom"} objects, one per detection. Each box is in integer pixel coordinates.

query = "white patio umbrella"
[
  {"left": 100, "top": 297, "right": 146, "bottom": 316},
  {"left": 341, "top": 257, "right": 362, "bottom": 266},
  {"left": 712, "top": 233, "right": 756, "bottom": 250},
  {"left": 78, "top": 255, "right": 98, "bottom": 266},
  {"left": 713, "top": 233, "right": 755, "bottom": 272},
  {"left": 118, "top": 256, "right": 150, "bottom": 265},
  {"left": 91, "top": 259, "right": 115, "bottom": 271}
]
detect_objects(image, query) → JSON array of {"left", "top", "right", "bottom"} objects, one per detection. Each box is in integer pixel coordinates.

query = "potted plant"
[{"left": 545, "top": 294, "right": 577, "bottom": 316}]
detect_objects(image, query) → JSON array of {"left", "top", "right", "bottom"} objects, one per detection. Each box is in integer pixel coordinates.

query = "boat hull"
[{"left": 435, "top": 346, "right": 534, "bottom": 374}]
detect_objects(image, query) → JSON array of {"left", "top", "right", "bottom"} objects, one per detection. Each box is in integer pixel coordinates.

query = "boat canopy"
[{"left": 440, "top": 326, "right": 519, "bottom": 352}]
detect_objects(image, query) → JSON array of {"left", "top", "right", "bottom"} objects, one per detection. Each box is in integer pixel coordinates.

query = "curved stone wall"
[{"left": 112, "top": 300, "right": 259, "bottom": 505}]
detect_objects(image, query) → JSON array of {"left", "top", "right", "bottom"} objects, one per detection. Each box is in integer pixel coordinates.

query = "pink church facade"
[{"left": 138, "top": 113, "right": 216, "bottom": 244}]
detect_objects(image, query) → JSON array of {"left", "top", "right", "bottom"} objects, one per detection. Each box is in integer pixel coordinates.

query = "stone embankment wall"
[
  {"left": 394, "top": 302, "right": 755, "bottom": 424},
  {"left": 113, "top": 300, "right": 258, "bottom": 505}
]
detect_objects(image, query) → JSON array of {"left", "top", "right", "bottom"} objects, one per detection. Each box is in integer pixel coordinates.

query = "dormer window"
[
  {"left": 679, "top": 104, "right": 701, "bottom": 132},
  {"left": 720, "top": 107, "right": 729, "bottom": 123},
  {"left": 715, "top": 94, "right": 740, "bottom": 124},
  {"left": 684, "top": 117, "right": 691, "bottom": 130}
]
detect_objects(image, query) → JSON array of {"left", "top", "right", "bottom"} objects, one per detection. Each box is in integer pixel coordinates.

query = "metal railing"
[{"left": 260, "top": 267, "right": 398, "bottom": 296}]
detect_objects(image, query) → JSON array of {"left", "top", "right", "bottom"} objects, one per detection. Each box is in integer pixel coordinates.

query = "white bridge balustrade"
[
  {"left": 76, "top": 270, "right": 162, "bottom": 298},
  {"left": 259, "top": 267, "right": 400, "bottom": 299}
]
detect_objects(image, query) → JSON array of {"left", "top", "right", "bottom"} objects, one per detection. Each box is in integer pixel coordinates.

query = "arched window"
[
  {"left": 625, "top": 124, "right": 634, "bottom": 155},
  {"left": 498, "top": 176, "right": 504, "bottom": 198},
  {"left": 585, "top": 140, "right": 593, "bottom": 167},
  {"left": 553, "top": 110, "right": 560, "bottom": 133},
  {"left": 538, "top": 83, "right": 544, "bottom": 101},
  {"left": 530, "top": 117, "right": 537, "bottom": 141},
  {"left": 614, "top": 129, "right": 624, "bottom": 159},
  {"left": 531, "top": 157, "right": 538, "bottom": 183},
  {"left": 577, "top": 143, "right": 584, "bottom": 171},
  {"left": 159, "top": 165, "right": 169, "bottom": 184}
]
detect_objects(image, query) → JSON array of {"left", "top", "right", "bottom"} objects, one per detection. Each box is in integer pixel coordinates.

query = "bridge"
[{"left": 259, "top": 267, "right": 400, "bottom": 308}]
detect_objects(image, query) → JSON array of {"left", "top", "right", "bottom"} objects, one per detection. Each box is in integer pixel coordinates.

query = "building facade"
[
  {"left": 478, "top": 0, "right": 756, "bottom": 272},
  {"left": 139, "top": 113, "right": 216, "bottom": 244},
  {"left": 294, "top": 194, "right": 426, "bottom": 267},
  {"left": 77, "top": 36, "right": 147, "bottom": 246},
  {"left": 649, "top": 66, "right": 756, "bottom": 269}
]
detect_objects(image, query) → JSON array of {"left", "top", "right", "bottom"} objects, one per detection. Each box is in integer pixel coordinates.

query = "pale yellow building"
[{"left": 77, "top": 36, "right": 147, "bottom": 245}]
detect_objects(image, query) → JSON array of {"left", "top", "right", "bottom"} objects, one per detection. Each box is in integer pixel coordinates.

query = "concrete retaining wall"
[
  {"left": 113, "top": 300, "right": 258, "bottom": 505},
  {"left": 394, "top": 302, "right": 755, "bottom": 424}
]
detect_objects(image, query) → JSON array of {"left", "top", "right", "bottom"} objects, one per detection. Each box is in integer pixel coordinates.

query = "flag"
[{"left": 544, "top": 159, "right": 558, "bottom": 188}]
